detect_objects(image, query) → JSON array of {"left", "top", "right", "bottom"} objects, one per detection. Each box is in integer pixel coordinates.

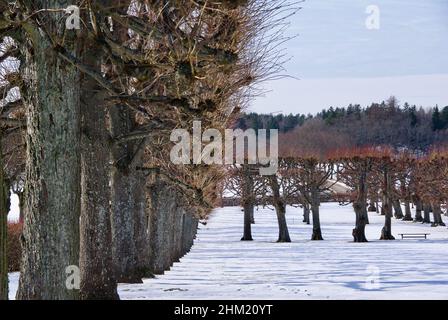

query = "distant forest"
[{"left": 236, "top": 97, "right": 448, "bottom": 152}]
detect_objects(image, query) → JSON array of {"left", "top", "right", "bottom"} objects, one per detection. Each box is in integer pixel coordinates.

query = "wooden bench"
[{"left": 398, "top": 233, "right": 430, "bottom": 239}]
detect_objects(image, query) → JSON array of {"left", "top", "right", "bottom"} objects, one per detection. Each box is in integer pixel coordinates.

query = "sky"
[{"left": 250, "top": 0, "right": 448, "bottom": 115}]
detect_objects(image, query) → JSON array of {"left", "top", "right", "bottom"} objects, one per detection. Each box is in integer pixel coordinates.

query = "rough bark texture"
[
  {"left": 0, "top": 142, "right": 8, "bottom": 300},
  {"left": 148, "top": 181, "right": 176, "bottom": 274},
  {"left": 403, "top": 199, "right": 413, "bottom": 221},
  {"left": 148, "top": 180, "right": 198, "bottom": 274},
  {"left": 109, "top": 106, "right": 149, "bottom": 283},
  {"left": 17, "top": 3, "right": 81, "bottom": 299},
  {"left": 310, "top": 188, "right": 323, "bottom": 240},
  {"left": 269, "top": 177, "right": 291, "bottom": 242},
  {"left": 79, "top": 44, "right": 118, "bottom": 300}
]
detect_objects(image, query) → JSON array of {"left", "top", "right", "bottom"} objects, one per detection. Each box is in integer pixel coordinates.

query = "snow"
[
  {"left": 8, "top": 202, "right": 448, "bottom": 299},
  {"left": 7, "top": 193, "right": 20, "bottom": 223},
  {"left": 118, "top": 203, "right": 448, "bottom": 300}
]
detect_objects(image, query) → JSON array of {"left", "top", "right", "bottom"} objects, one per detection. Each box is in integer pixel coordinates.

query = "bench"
[{"left": 398, "top": 233, "right": 430, "bottom": 239}]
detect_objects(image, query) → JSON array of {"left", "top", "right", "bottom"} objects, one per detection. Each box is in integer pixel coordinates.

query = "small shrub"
[{"left": 7, "top": 222, "right": 22, "bottom": 272}]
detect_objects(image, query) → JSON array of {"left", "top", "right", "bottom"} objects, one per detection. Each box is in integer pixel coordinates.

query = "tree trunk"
[
  {"left": 303, "top": 204, "right": 310, "bottom": 225},
  {"left": 109, "top": 105, "right": 147, "bottom": 283},
  {"left": 311, "top": 188, "right": 323, "bottom": 240},
  {"left": 241, "top": 170, "right": 254, "bottom": 241},
  {"left": 368, "top": 201, "right": 376, "bottom": 212},
  {"left": 0, "top": 141, "right": 9, "bottom": 300},
  {"left": 393, "top": 199, "right": 404, "bottom": 219},
  {"left": 269, "top": 177, "right": 291, "bottom": 242},
  {"left": 353, "top": 169, "right": 368, "bottom": 242},
  {"left": 403, "top": 199, "right": 413, "bottom": 221},
  {"left": 79, "top": 44, "right": 118, "bottom": 300},
  {"left": 241, "top": 201, "right": 254, "bottom": 241},
  {"left": 422, "top": 203, "right": 431, "bottom": 224},
  {"left": 17, "top": 6, "right": 81, "bottom": 299},
  {"left": 380, "top": 170, "right": 395, "bottom": 240},
  {"left": 148, "top": 180, "right": 179, "bottom": 274},
  {"left": 431, "top": 203, "right": 446, "bottom": 226},
  {"left": 414, "top": 199, "right": 423, "bottom": 222}
]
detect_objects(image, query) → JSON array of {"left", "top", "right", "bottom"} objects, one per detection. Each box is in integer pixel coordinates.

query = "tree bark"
[
  {"left": 109, "top": 105, "right": 148, "bottom": 283},
  {"left": 79, "top": 43, "right": 118, "bottom": 300},
  {"left": 17, "top": 5, "right": 81, "bottom": 299},
  {"left": 0, "top": 140, "right": 9, "bottom": 300},
  {"left": 148, "top": 180, "right": 179, "bottom": 274}
]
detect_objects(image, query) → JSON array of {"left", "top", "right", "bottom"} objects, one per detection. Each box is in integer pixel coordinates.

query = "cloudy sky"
[{"left": 250, "top": 0, "right": 448, "bottom": 115}]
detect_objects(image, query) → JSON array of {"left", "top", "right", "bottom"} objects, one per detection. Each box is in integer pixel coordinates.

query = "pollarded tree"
[
  {"left": 333, "top": 148, "right": 377, "bottom": 242},
  {"left": 226, "top": 164, "right": 264, "bottom": 241},
  {"left": 413, "top": 150, "right": 448, "bottom": 226},
  {"left": 371, "top": 149, "right": 398, "bottom": 240}
]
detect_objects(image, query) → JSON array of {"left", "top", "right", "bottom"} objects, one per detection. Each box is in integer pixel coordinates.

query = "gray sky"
[{"left": 250, "top": 0, "right": 448, "bottom": 115}]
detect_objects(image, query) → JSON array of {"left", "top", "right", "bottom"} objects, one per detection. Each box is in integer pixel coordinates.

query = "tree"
[
  {"left": 432, "top": 106, "right": 443, "bottom": 131},
  {"left": 335, "top": 148, "right": 375, "bottom": 242},
  {"left": 11, "top": 0, "right": 82, "bottom": 299}
]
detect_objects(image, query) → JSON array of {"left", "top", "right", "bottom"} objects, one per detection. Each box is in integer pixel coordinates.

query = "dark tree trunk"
[
  {"left": 17, "top": 5, "right": 81, "bottom": 299},
  {"left": 368, "top": 201, "right": 376, "bottom": 212},
  {"left": 380, "top": 170, "right": 395, "bottom": 240},
  {"left": 148, "top": 180, "right": 177, "bottom": 274},
  {"left": 303, "top": 204, "right": 310, "bottom": 225},
  {"left": 0, "top": 144, "right": 9, "bottom": 300},
  {"left": 79, "top": 43, "right": 118, "bottom": 300},
  {"left": 422, "top": 203, "right": 431, "bottom": 223},
  {"left": 241, "top": 169, "right": 254, "bottom": 241},
  {"left": 241, "top": 201, "right": 254, "bottom": 241},
  {"left": 431, "top": 203, "right": 446, "bottom": 227},
  {"left": 109, "top": 105, "right": 147, "bottom": 283},
  {"left": 353, "top": 169, "right": 368, "bottom": 243},
  {"left": 269, "top": 177, "right": 291, "bottom": 242},
  {"left": 393, "top": 200, "right": 404, "bottom": 219},
  {"left": 250, "top": 207, "right": 255, "bottom": 224},
  {"left": 414, "top": 199, "right": 423, "bottom": 222},
  {"left": 403, "top": 199, "right": 413, "bottom": 221},
  {"left": 311, "top": 188, "right": 323, "bottom": 240}
]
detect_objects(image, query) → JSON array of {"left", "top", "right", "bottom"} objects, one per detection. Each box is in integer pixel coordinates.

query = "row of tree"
[
  {"left": 0, "top": 0, "right": 294, "bottom": 300},
  {"left": 225, "top": 147, "right": 447, "bottom": 244}
]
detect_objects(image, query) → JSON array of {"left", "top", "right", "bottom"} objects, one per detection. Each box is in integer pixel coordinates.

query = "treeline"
[{"left": 237, "top": 97, "right": 448, "bottom": 151}]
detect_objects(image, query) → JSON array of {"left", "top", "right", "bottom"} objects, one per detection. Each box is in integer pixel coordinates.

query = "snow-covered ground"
[
  {"left": 8, "top": 203, "right": 448, "bottom": 299},
  {"left": 118, "top": 203, "right": 448, "bottom": 300}
]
